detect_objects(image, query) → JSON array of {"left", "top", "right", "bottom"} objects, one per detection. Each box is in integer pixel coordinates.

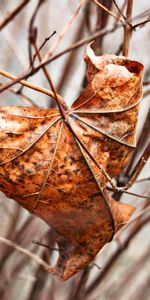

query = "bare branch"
[
  {"left": 133, "top": 16, "right": 150, "bottom": 29},
  {"left": 124, "top": 109, "right": 150, "bottom": 177},
  {"left": 33, "top": 42, "right": 55, "bottom": 94},
  {"left": 32, "top": 240, "right": 59, "bottom": 251},
  {"left": 143, "top": 80, "right": 150, "bottom": 86},
  {"left": 0, "top": 0, "right": 30, "bottom": 30},
  {"left": 0, "top": 236, "right": 51, "bottom": 271},
  {"left": 28, "top": 0, "right": 45, "bottom": 67},
  {"left": 42, "top": 0, "right": 86, "bottom": 62},
  {"left": 92, "top": 0, "right": 123, "bottom": 25},
  {"left": 0, "top": 68, "right": 64, "bottom": 104},
  {"left": 136, "top": 177, "right": 150, "bottom": 183},
  {"left": 123, "top": 0, "right": 133, "bottom": 56},
  {"left": 32, "top": 31, "right": 56, "bottom": 66},
  {"left": 125, "top": 142, "right": 150, "bottom": 189},
  {"left": 113, "top": 0, "right": 131, "bottom": 26},
  {"left": 107, "top": 186, "right": 150, "bottom": 200},
  {"left": 0, "top": 25, "right": 117, "bottom": 93}
]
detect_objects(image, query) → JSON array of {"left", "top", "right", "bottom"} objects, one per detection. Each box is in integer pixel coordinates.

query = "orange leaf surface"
[{"left": 0, "top": 44, "right": 143, "bottom": 279}]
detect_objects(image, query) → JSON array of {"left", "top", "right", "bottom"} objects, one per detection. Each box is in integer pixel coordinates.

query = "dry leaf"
[{"left": 0, "top": 44, "right": 143, "bottom": 280}]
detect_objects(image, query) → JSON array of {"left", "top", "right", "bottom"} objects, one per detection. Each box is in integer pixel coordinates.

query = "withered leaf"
[{"left": 0, "top": 44, "right": 143, "bottom": 280}]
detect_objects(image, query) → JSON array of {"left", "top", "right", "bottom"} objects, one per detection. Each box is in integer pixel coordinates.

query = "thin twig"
[
  {"left": 135, "top": 177, "right": 150, "bottom": 183},
  {"left": 92, "top": 0, "right": 123, "bottom": 25},
  {"left": 0, "top": 6, "right": 149, "bottom": 94},
  {"left": 0, "top": 68, "right": 65, "bottom": 104},
  {"left": 28, "top": 0, "right": 44, "bottom": 67},
  {"left": 32, "top": 46, "right": 68, "bottom": 116},
  {"left": 27, "top": 0, "right": 58, "bottom": 108},
  {"left": 32, "top": 240, "right": 59, "bottom": 251},
  {"left": 6, "top": 13, "right": 149, "bottom": 94},
  {"left": 125, "top": 142, "right": 150, "bottom": 189},
  {"left": 16, "top": 0, "right": 45, "bottom": 95},
  {"left": 0, "top": 216, "right": 34, "bottom": 269},
  {"left": 42, "top": 0, "right": 86, "bottom": 62},
  {"left": 113, "top": 142, "right": 150, "bottom": 200},
  {"left": 107, "top": 186, "right": 150, "bottom": 200},
  {"left": 93, "top": 0, "right": 113, "bottom": 54},
  {"left": 32, "top": 31, "right": 56, "bottom": 66},
  {"left": 123, "top": 0, "right": 133, "bottom": 56},
  {"left": 33, "top": 42, "right": 54, "bottom": 90},
  {"left": 143, "top": 80, "right": 150, "bottom": 85},
  {"left": 0, "top": 237, "right": 51, "bottom": 271},
  {"left": 57, "top": 6, "right": 86, "bottom": 94},
  {"left": 32, "top": 41, "right": 57, "bottom": 107},
  {"left": 124, "top": 110, "right": 150, "bottom": 177},
  {"left": 133, "top": 17, "right": 150, "bottom": 29},
  {"left": 113, "top": 0, "right": 131, "bottom": 27},
  {"left": 17, "top": 30, "right": 56, "bottom": 95},
  {"left": 0, "top": 25, "right": 118, "bottom": 93},
  {"left": 0, "top": 0, "right": 30, "bottom": 30}
]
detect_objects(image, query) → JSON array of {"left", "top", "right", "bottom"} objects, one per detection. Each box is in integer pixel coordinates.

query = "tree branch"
[
  {"left": 0, "top": 236, "right": 51, "bottom": 271},
  {"left": 0, "top": 25, "right": 117, "bottom": 93},
  {"left": 123, "top": 0, "right": 133, "bottom": 56},
  {"left": 42, "top": 0, "right": 86, "bottom": 62},
  {"left": 0, "top": 0, "right": 30, "bottom": 30},
  {"left": 92, "top": 0, "right": 123, "bottom": 25},
  {"left": 0, "top": 68, "right": 65, "bottom": 105}
]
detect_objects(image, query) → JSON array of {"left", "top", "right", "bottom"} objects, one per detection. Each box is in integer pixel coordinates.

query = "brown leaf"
[{"left": 0, "top": 44, "right": 143, "bottom": 280}]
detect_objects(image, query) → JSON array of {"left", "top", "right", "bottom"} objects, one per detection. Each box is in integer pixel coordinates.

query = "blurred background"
[{"left": 0, "top": 1, "right": 150, "bottom": 299}]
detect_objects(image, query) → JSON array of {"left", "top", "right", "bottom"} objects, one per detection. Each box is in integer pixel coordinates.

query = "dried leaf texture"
[
  {"left": 71, "top": 44, "right": 143, "bottom": 179},
  {"left": 0, "top": 45, "right": 143, "bottom": 279}
]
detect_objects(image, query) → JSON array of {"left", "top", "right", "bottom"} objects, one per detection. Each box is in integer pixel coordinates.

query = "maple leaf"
[{"left": 0, "top": 44, "right": 143, "bottom": 280}]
